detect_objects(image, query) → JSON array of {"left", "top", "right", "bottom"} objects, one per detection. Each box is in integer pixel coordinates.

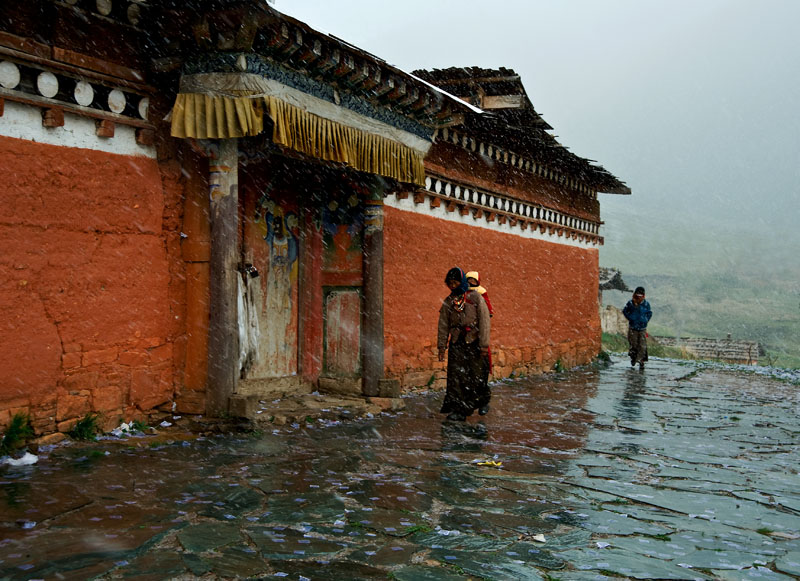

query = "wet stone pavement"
[{"left": 1, "top": 357, "right": 799, "bottom": 580}]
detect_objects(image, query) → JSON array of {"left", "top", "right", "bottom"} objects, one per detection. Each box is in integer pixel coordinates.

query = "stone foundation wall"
[
  {"left": 0, "top": 133, "right": 185, "bottom": 434},
  {"left": 600, "top": 304, "right": 629, "bottom": 335},
  {"left": 655, "top": 336, "right": 760, "bottom": 365},
  {"left": 383, "top": 205, "right": 601, "bottom": 389}
]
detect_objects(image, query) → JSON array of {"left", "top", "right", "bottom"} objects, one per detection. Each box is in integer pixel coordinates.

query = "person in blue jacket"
[{"left": 622, "top": 286, "right": 652, "bottom": 371}]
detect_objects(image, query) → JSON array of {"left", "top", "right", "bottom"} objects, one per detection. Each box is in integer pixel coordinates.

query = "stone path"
[{"left": 1, "top": 357, "right": 799, "bottom": 580}]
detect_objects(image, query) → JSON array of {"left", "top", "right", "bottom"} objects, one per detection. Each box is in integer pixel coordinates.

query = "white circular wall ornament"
[
  {"left": 127, "top": 3, "right": 141, "bottom": 25},
  {"left": 96, "top": 0, "right": 112, "bottom": 16},
  {"left": 0, "top": 61, "right": 20, "bottom": 89},
  {"left": 74, "top": 80, "right": 94, "bottom": 106},
  {"left": 138, "top": 97, "right": 149, "bottom": 119},
  {"left": 108, "top": 89, "right": 126, "bottom": 113},
  {"left": 37, "top": 71, "right": 59, "bottom": 98}
]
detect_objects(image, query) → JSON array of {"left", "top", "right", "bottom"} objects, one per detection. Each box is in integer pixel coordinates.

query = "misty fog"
[{"left": 279, "top": 0, "right": 799, "bottom": 278}]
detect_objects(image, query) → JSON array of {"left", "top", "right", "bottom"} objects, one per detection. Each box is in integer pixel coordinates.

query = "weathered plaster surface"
[
  {"left": 383, "top": 205, "right": 600, "bottom": 388},
  {"left": 0, "top": 128, "right": 174, "bottom": 433},
  {"left": 386, "top": 193, "right": 600, "bottom": 249}
]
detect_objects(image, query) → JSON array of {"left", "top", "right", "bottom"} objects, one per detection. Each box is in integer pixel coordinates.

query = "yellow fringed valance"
[
  {"left": 171, "top": 93, "right": 265, "bottom": 139},
  {"left": 171, "top": 93, "right": 426, "bottom": 186}
]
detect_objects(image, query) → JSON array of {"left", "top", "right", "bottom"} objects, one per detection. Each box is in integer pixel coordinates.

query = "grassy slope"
[{"left": 602, "top": 269, "right": 800, "bottom": 369}]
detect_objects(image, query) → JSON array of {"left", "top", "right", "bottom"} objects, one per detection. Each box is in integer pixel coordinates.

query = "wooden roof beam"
[
  {"left": 264, "top": 23, "right": 301, "bottom": 56},
  {"left": 346, "top": 61, "right": 370, "bottom": 87},
  {"left": 314, "top": 48, "right": 339, "bottom": 75},
  {"left": 332, "top": 52, "right": 355, "bottom": 79},
  {"left": 480, "top": 94, "right": 524, "bottom": 110},
  {"left": 294, "top": 38, "right": 322, "bottom": 67},
  {"left": 433, "top": 74, "right": 521, "bottom": 85},
  {"left": 397, "top": 86, "right": 419, "bottom": 108},
  {"left": 277, "top": 26, "right": 303, "bottom": 57},
  {"left": 408, "top": 92, "right": 430, "bottom": 112},
  {"left": 360, "top": 65, "right": 380, "bottom": 92},
  {"left": 372, "top": 75, "right": 394, "bottom": 98},
  {"left": 385, "top": 80, "right": 407, "bottom": 103}
]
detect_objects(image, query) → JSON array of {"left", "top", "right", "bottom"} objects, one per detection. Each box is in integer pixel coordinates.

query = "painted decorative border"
[
  {"left": 387, "top": 173, "right": 603, "bottom": 249},
  {"left": 0, "top": 57, "right": 152, "bottom": 135}
]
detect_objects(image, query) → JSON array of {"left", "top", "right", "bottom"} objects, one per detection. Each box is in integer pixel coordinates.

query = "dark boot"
[{"left": 478, "top": 404, "right": 490, "bottom": 416}]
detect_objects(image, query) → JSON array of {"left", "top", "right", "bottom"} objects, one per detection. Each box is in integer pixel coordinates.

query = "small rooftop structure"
[{"left": 413, "top": 67, "right": 631, "bottom": 195}]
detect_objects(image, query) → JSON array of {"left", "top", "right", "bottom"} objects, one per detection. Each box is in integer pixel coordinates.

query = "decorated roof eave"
[
  {"left": 148, "top": 1, "right": 480, "bottom": 186},
  {"left": 411, "top": 67, "right": 629, "bottom": 194},
  {"left": 598, "top": 184, "right": 632, "bottom": 196},
  {"left": 266, "top": 11, "right": 476, "bottom": 127},
  {"left": 147, "top": 2, "right": 473, "bottom": 130},
  {"left": 452, "top": 114, "right": 630, "bottom": 194}
]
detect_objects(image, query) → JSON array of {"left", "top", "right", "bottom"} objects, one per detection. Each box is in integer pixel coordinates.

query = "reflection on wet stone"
[
  {"left": 204, "top": 545, "right": 268, "bottom": 578},
  {"left": 410, "top": 529, "right": 510, "bottom": 551},
  {"left": 2, "top": 357, "right": 799, "bottom": 579},
  {"left": 275, "top": 559, "right": 388, "bottom": 580},
  {"left": 573, "top": 508, "right": 674, "bottom": 536},
  {"left": 177, "top": 522, "right": 241, "bottom": 552},
  {"left": 775, "top": 551, "right": 800, "bottom": 576},
  {"left": 348, "top": 479, "right": 433, "bottom": 512},
  {"left": 266, "top": 491, "right": 346, "bottom": 523},
  {"left": 504, "top": 541, "right": 568, "bottom": 568},
  {"left": 346, "top": 506, "right": 426, "bottom": 537},
  {"left": 197, "top": 485, "right": 265, "bottom": 520},
  {"left": 391, "top": 564, "right": 466, "bottom": 580},
  {"left": 560, "top": 546, "right": 714, "bottom": 579},
  {"left": 712, "top": 567, "right": 795, "bottom": 580},
  {"left": 182, "top": 552, "right": 213, "bottom": 577},
  {"left": 246, "top": 526, "right": 347, "bottom": 560},
  {"left": 439, "top": 507, "right": 554, "bottom": 538},
  {"left": 348, "top": 539, "right": 416, "bottom": 567},
  {"left": 429, "top": 547, "right": 547, "bottom": 580},
  {"left": 119, "top": 549, "right": 186, "bottom": 580}
]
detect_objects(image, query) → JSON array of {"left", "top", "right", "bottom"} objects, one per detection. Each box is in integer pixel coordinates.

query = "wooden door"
[{"left": 323, "top": 287, "right": 361, "bottom": 377}]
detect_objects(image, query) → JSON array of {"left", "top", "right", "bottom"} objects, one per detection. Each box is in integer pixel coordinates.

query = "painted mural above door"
[{"left": 321, "top": 191, "right": 364, "bottom": 274}]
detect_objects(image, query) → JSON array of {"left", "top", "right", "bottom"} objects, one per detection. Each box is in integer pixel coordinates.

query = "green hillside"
[{"left": 602, "top": 269, "right": 800, "bottom": 369}]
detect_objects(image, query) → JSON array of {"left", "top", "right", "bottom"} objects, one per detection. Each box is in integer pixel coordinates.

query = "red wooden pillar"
[
  {"left": 206, "top": 139, "right": 240, "bottom": 415},
  {"left": 362, "top": 184, "right": 386, "bottom": 396},
  {"left": 299, "top": 207, "right": 324, "bottom": 383}
]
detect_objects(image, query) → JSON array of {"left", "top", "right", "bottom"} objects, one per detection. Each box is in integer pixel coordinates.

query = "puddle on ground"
[{"left": 1, "top": 357, "right": 798, "bottom": 579}]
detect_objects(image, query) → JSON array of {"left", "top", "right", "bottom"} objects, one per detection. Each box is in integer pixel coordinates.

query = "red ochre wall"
[
  {"left": 383, "top": 206, "right": 601, "bottom": 389},
  {"left": 0, "top": 135, "right": 187, "bottom": 434}
]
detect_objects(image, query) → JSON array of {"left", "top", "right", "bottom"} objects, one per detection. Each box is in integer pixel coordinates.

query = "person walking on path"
[
  {"left": 465, "top": 270, "right": 494, "bottom": 399},
  {"left": 438, "top": 267, "right": 492, "bottom": 421},
  {"left": 623, "top": 286, "right": 652, "bottom": 371}
]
